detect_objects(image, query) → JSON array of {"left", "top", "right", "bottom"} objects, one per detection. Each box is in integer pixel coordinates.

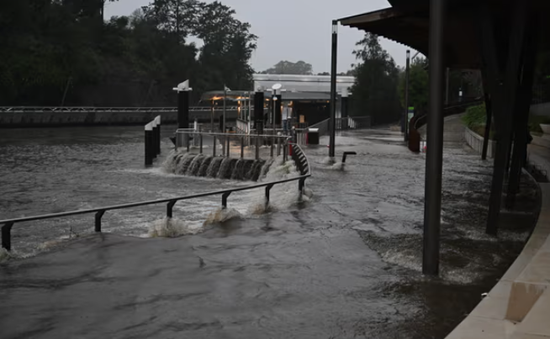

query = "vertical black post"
[
  {"left": 507, "top": 16, "right": 539, "bottom": 208},
  {"left": 486, "top": 0, "right": 527, "bottom": 235},
  {"left": 213, "top": 136, "right": 217, "bottom": 157},
  {"left": 329, "top": 20, "right": 338, "bottom": 158},
  {"left": 404, "top": 50, "right": 411, "bottom": 142},
  {"left": 145, "top": 123, "right": 153, "bottom": 166},
  {"left": 152, "top": 121, "right": 158, "bottom": 159},
  {"left": 423, "top": 0, "right": 446, "bottom": 276},
  {"left": 275, "top": 95, "right": 282, "bottom": 126},
  {"left": 2, "top": 223, "right": 13, "bottom": 252},
  {"left": 178, "top": 91, "right": 190, "bottom": 129},
  {"left": 254, "top": 91, "right": 264, "bottom": 131},
  {"left": 157, "top": 116, "right": 162, "bottom": 155},
  {"left": 481, "top": 71, "right": 493, "bottom": 160},
  {"left": 445, "top": 68, "right": 450, "bottom": 105}
]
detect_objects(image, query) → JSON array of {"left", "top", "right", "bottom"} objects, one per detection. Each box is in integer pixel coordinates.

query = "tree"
[
  {"left": 264, "top": 60, "right": 313, "bottom": 75},
  {"left": 349, "top": 33, "right": 401, "bottom": 125},
  {"left": 397, "top": 57, "right": 429, "bottom": 111}
]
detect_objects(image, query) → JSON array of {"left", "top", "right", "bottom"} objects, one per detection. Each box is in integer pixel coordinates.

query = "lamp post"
[
  {"left": 404, "top": 50, "right": 411, "bottom": 142},
  {"left": 270, "top": 83, "right": 283, "bottom": 134}
]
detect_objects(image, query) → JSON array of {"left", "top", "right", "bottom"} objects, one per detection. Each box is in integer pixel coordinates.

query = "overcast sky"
[{"left": 104, "top": 0, "right": 412, "bottom": 73}]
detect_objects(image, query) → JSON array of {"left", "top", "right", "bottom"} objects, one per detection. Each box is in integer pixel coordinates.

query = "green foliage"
[
  {"left": 462, "top": 103, "right": 487, "bottom": 129},
  {"left": 349, "top": 33, "right": 401, "bottom": 125},
  {"left": 263, "top": 61, "right": 313, "bottom": 75},
  {"left": 0, "top": 0, "right": 256, "bottom": 106},
  {"left": 398, "top": 57, "right": 429, "bottom": 111},
  {"left": 529, "top": 114, "right": 550, "bottom": 133}
]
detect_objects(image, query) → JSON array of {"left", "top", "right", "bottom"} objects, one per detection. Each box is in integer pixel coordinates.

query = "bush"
[
  {"left": 462, "top": 103, "right": 487, "bottom": 129},
  {"left": 529, "top": 114, "right": 550, "bottom": 133}
]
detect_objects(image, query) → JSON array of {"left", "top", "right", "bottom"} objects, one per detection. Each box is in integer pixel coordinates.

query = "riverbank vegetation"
[{"left": 0, "top": 0, "right": 256, "bottom": 106}]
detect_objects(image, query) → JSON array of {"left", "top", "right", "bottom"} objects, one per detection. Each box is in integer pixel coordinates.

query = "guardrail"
[
  {"left": 0, "top": 106, "right": 239, "bottom": 113},
  {"left": 0, "top": 143, "right": 311, "bottom": 252},
  {"left": 176, "top": 129, "right": 291, "bottom": 160}
]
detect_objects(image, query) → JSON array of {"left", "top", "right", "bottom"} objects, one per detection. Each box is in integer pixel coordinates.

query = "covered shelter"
[{"left": 334, "top": 0, "right": 550, "bottom": 275}]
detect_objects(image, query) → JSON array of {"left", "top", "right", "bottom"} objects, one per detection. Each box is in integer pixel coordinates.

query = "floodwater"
[{"left": 0, "top": 125, "right": 539, "bottom": 339}]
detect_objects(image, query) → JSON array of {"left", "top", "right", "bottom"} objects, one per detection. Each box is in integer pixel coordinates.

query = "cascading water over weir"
[{"left": 164, "top": 152, "right": 274, "bottom": 181}]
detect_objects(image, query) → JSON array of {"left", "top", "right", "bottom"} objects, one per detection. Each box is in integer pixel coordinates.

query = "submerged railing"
[{"left": 0, "top": 143, "right": 311, "bottom": 252}]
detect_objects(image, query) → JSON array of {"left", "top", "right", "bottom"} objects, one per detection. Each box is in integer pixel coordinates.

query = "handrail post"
[
  {"left": 213, "top": 136, "right": 217, "bottom": 157},
  {"left": 299, "top": 178, "right": 306, "bottom": 198},
  {"left": 95, "top": 210, "right": 106, "bottom": 233},
  {"left": 167, "top": 200, "right": 177, "bottom": 218},
  {"left": 241, "top": 137, "right": 245, "bottom": 159},
  {"left": 2, "top": 222, "right": 14, "bottom": 251},
  {"left": 222, "top": 192, "right": 232, "bottom": 209},
  {"left": 255, "top": 137, "right": 260, "bottom": 160},
  {"left": 270, "top": 137, "right": 274, "bottom": 157},
  {"left": 265, "top": 184, "right": 274, "bottom": 209},
  {"left": 227, "top": 136, "right": 231, "bottom": 158},
  {"left": 200, "top": 134, "right": 203, "bottom": 154}
]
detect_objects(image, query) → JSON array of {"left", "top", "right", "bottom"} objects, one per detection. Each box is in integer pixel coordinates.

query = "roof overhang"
[{"left": 339, "top": 1, "right": 550, "bottom": 69}]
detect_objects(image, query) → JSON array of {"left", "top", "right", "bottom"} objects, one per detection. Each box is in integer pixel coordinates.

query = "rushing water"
[{"left": 0, "top": 125, "right": 539, "bottom": 339}]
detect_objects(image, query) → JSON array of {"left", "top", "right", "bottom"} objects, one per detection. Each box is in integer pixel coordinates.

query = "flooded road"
[{"left": 0, "top": 126, "right": 539, "bottom": 338}]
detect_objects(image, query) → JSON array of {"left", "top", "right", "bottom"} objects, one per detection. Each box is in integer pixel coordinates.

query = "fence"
[{"left": 0, "top": 144, "right": 311, "bottom": 252}]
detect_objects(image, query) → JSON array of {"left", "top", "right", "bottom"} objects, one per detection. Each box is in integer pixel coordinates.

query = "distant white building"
[{"left": 253, "top": 74, "right": 354, "bottom": 96}]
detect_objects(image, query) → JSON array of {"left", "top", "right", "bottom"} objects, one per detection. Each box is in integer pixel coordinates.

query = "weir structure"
[{"left": 330, "top": 0, "right": 550, "bottom": 277}]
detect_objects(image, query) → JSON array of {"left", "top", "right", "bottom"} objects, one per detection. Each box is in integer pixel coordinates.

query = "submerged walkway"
[{"left": 446, "top": 145, "right": 550, "bottom": 339}]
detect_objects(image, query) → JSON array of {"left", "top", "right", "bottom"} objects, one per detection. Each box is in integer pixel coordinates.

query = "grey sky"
[{"left": 104, "top": 0, "right": 413, "bottom": 73}]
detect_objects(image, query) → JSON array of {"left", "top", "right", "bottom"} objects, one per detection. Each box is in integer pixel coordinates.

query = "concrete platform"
[{"left": 446, "top": 146, "right": 550, "bottom": 339}]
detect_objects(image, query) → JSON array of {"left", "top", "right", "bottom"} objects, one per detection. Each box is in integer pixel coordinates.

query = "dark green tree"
[
  {"left": 264, "top": 60, "right": 313, "bottom": 75},
  {"left": 349, "top": 33, "right": 401, "bottom": 125}
]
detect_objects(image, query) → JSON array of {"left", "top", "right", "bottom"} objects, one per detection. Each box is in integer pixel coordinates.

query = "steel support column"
[
  {"left": 404, "top": 50, "right": 411, "bottom": 142},
  {"left": 329, "top": 20, "right": 338, "bottom": 158},
  {"left": 507, "top": 15, "right": 539, "bottom": 208},
  {"left": 482, "top": 0, "right": 528, "bottom": 235},
  {"left": 422, "top": 0, "right": 446, "bottom": 276},
  {"left": 481, "top": 71, "right": 493, "bottom": 161}
]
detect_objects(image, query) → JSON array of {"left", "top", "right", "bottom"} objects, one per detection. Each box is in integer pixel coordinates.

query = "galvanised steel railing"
[
  {"left": 0, "top": 143, "right": 310, "bottom": 252},
  {"left": 0, "top": 106, "right": 240, "bottom": 113}
]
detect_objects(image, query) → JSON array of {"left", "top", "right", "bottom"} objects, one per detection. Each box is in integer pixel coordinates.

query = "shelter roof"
[{"left": 339, "top": 1, "right": 550, "bottom": 69}]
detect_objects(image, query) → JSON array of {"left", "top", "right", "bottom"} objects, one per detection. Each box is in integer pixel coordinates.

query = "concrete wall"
[
  {"left": 0, "top": 109, "right": 239, "bottom": 128},
  {"left": 465, "top": 127, "right": 496, "bottom": 158}
]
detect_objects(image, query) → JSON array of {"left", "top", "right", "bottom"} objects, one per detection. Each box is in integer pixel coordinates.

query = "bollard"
[
  {"left": 213, "top": 136, "right": 217, "bottom": 157},
  {"left": 151, "top": 119, "right": 158, "bottom": 158},
  {"left": 167, "top": 200, "right": 177, "bottom": 218},
  {"left": 222, "top": 192, "right": 231, "bottom": 209},
  {"left": 241, "top": 137, "right": 245, "bottom": 159},
  {"left": 145, "top": 123, "right": 153, "bottom": 166},
  {"left": 156, "top": 116, "right": 162, "bottom": 155}
]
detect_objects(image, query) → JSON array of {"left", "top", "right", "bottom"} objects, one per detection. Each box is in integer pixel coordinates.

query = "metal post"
[
  {"left": 200, "top": 134, "right": 203, "bottom": 154},
  {"left": 445, "top": 68, "right": 450, "bottom": 105},
  {"left": 156, "top": 116, "right": 162, "bottom": 155},
  {"left": 241, "top": 137, "right": 244, "bottom": 159},
  {"left": 167, "top": 200, "right": 177, "bottom": 219},
  {"left": 404, "top": 50, "right": 411, "bottom": 142},
  {"left": 329, "top": 20, "right": 338, "bottom": 158},
  {"left": 211, "top": 100, "right": 214, "bottom": 132},
  {"left": 223, "top": 86, "right": 227, "bottom": 134},
  {"left": 255, "top": 137, "right": 260, "bottom": 160},
  {"left": 486, "top": 0, "right": 527, "bottom": 235},
  {"left": 423, "top": 0, "right": 446, "bottom": 276},
  {"left": 270, "top": 136, "right": 275, "bottom": 157},
  {"left": 213, "top": 136, "right": 217, "bottom": 157},
  {"left": 152, "top": 120, "right": 158, "bottom": 158},
  {"left": 222, "top": 192, "right": 231, "bottom": 209},
  {"left": 95, "top": 210, "right": 106, "bottom": 233},
  {"left": 145, "top": 123, "right": 153, "bottom": 166},
  {"left": 481, "top": 72, "right": 493, "bottom": 161},
  {"left": 227, "top": 136, "right": 230, "bottom": 158},
  {"left": 178, "top": 91, "right": 189, "bottom": 130},
  {"left": 2, "top": 222, "right": 14, "bottom": 251}
]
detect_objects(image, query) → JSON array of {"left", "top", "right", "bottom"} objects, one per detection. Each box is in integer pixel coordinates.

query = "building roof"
[
  {"left": 339, "top": 1, "right": 550, "bottom": 69},
  {"left": 253, "top": 74, "right": 354, "bottom": 95}
]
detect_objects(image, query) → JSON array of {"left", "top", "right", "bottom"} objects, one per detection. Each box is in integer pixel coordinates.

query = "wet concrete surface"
[{"left": 0, "top": 127, "right": 541, "bottom": 339}]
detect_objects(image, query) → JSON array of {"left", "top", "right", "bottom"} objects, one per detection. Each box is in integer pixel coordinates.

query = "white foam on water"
[
  {"left": 203, "top": 208, "right": 243, "bottom": 225},
  {"left": 148, "top": 217, "right": 201, "bottom": 238},
  {"left": 331, "top": 162, "right": 345, "bottom": 171},
  {"left": 0, "top": 248, "right": 12, "bottom": 263},
  {"left": 322, "top": 156, "right": 336, "bottom": 165}
]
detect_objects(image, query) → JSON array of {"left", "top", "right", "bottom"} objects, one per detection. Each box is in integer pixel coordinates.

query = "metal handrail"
[
  {"left": 0, "top": 106, "right": 240, "bottom": 113},
  {"left": 0, "top": 144, "right": 311, "bottom": 252}
]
